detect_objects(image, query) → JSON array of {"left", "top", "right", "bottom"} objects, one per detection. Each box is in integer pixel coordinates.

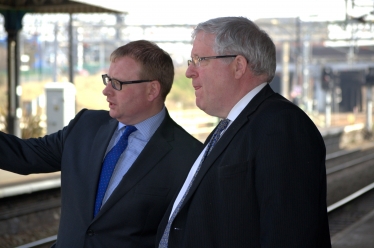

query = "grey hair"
[{"left": 192, "top": 16, "right": 276, "bottom": 83}]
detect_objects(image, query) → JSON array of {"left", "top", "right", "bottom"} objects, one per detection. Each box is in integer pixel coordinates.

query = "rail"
[
  {"left": 327, "top": 182, "right": 374, "bottom": 213},
  {"left": 16, "top": 235, "right": 57, "bottom": 248}
]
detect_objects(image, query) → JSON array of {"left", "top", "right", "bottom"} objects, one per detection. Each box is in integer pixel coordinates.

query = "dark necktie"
[
  {"left": 159, "top": 119, "right": 230, "bottom": 248},
  {"left": 93, "top": 125, "right": 137, "bottom": 217}
]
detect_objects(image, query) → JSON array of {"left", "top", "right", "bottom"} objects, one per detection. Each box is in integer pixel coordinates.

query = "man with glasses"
[
  {"left": 157, "top": 17, "right": 331, "bottom": 248},
  {"left": 0, "top": 40, "right": 203, "bottom": 247}
]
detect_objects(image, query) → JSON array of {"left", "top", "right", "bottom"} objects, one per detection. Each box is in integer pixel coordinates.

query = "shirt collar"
[
  {"left": 227, "top": 83, "right": 267, "bottom": 123},
  {"left": 117, "top": 106, "right": 166, "bottom": 141}
]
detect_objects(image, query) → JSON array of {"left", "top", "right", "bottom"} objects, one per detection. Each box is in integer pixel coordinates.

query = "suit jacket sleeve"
[{"left": 253, "top": 102, "right": 329, "bottom": 247}]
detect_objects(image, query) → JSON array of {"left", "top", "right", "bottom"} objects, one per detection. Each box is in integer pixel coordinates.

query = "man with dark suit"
[
  {"left": 0, "top": 40, "right": 203, "bottom": 247},
  {"left": 157, "top": 17, "right": 331, "bottom": 248}
]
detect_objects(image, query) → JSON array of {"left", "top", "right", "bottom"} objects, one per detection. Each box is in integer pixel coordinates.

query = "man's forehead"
[
  {"left": 108, "top": 57, "right": 141, "bottom": 78},
  {"left": 191, "top": 32, "right": 215, "bottom": 55}
]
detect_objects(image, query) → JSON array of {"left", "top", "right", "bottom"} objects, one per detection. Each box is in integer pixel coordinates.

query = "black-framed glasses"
[
  {"left": 187, "top": 55, "right": 237, "bottom": 67},
  {"left": 102, "top": 74, "right": 154, "bottom": 91}
]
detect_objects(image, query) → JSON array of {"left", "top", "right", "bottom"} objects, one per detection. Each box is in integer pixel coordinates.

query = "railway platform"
[
  {"left": 0, "top": 171, "right": 60, "bottom": 199},
  {"left": 331, "top": 208, "right": 374, "bottom": 248}
]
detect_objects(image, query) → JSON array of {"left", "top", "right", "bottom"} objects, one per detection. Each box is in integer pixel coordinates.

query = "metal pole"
[
  {"left": 302, "top": 41, "right": 311, "bottom": 112},
  {"left": 7, "top": 31, "right": 21, "bottom": 137},
  {"left": 325, "top": 90, "right": 332, "bottom": 128},
  {"left": 4, "top": 11, "right": 25, "bottom": 136},
  {"left": 68, "top": 13, "right": 74, "bottom": 84},
  {"left": 295, "top": 17, "right": 302, "bottom": 108},
  {"left": 366, "top": 85, "right": 372, "bottom": 133},
  {"left": 281, "top": 41, "right": 290, "bottom": 99},
  {"left": 53, "top": 22, "right": 58, "bottom": 82}
]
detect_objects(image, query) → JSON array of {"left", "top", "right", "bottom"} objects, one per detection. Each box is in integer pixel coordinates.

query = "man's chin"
[
  {"left": 108, "top": 111, "right": 117, "bottom": 119},
  {"left": 196, "top": 100, "right": 204, "bottom": 112}
]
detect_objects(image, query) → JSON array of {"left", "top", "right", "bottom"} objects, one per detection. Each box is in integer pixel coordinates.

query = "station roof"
[{"left": 0, "top": 0, "right": 124, "bottom": 14}]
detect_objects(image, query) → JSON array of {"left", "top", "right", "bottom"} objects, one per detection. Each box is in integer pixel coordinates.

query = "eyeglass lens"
[
  {"left": 104, "top": 76, "right": 121, "bottom": 90},
  {"left": 187, "top": 57, "right": 198, "bottom": 66}
]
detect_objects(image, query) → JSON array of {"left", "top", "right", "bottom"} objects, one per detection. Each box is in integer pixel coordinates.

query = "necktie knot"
[
  {"left": 215, "top": 119, "right": 230, "bottom": 137},
  {"left": 205, "top": 118, "right": 230, "bottom": 157},
  {"left": 120, "top": 125, "right": 137, "bottom": 142}
]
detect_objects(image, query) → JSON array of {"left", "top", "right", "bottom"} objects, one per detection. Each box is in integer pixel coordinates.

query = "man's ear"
[
  {"left": 148, "top": 80, "right": 161, "bottom": 101},
  {"left": 233, "top": 55, "right": 248, "bottom": 79}
]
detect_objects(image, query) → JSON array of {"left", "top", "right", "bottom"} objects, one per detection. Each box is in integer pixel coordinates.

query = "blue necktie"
[
  {"left": 159, "top": 119, "right": 230, "bottom": 248},
  {"left": 94, "top": 125, "right": 137, "bottom": 217}
]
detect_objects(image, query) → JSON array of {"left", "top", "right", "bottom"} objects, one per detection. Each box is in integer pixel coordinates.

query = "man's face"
[
  {"left": 102, "top": 56, "right": 152, "bottom": 125},
  {"left": 185, "top": 32, "right": 235, "bottom": 118}
]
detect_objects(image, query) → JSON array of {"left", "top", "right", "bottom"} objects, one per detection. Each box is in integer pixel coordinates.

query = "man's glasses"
[
  {"left": 187, "top": 55, "right": 237, "bottom": 67},
  {"left": 102, "top": 74, "right": 154, "bottom": 91}
]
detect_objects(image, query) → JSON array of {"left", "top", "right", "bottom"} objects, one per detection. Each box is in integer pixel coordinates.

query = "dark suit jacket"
[
  {"left": 0, "top": 109, "right": 203, "bottom": 248},
  {"left": 156, "top": 85, "right": 331, "bottom": 248}
]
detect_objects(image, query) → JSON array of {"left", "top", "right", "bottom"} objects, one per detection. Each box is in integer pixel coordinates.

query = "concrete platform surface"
[{"left": 332, "top": 209, "right": 374, "bottom": 248}]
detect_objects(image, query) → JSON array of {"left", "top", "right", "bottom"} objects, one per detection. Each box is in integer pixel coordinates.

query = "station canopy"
[
  {"left": 0, "top": 0, "right": 124, "bottom": 136},
  {"left": 0, "top": 0, "right": 123, "bottom": 13}
]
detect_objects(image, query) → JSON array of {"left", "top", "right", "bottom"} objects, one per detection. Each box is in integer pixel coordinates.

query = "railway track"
[
  {"left": 15, "top": 235, "right": 57, "bottom": 248},
  {"left": 326, "top": 141, "right": 374, "bottom": 206},
  {"left": 326, "top": 141, "right": 374, "bottom": 243},
  {"left": 1, "top": 141, "right": 374, "bottom": 247},
  {"left": 328, "top": 183, "right": 374, "bottom": 240},
  {"left": 0, "top": 188, "right": 61, "bottom": 248}
]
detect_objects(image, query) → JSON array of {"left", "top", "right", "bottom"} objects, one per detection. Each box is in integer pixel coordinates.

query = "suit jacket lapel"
[
  {"left": 96, "top": 113, "right": 174, "bottom": 217},
  {"left": 180, "top": 84, "right": 275, "bottom": 209}
]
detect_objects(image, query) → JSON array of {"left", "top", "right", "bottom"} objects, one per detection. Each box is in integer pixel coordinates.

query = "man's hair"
[
  {"left": 110, "top": 40, "right": 174, "bottom": 100},
  {"left": 192, "top": 16, "right": 276, "bottom": 83}
]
